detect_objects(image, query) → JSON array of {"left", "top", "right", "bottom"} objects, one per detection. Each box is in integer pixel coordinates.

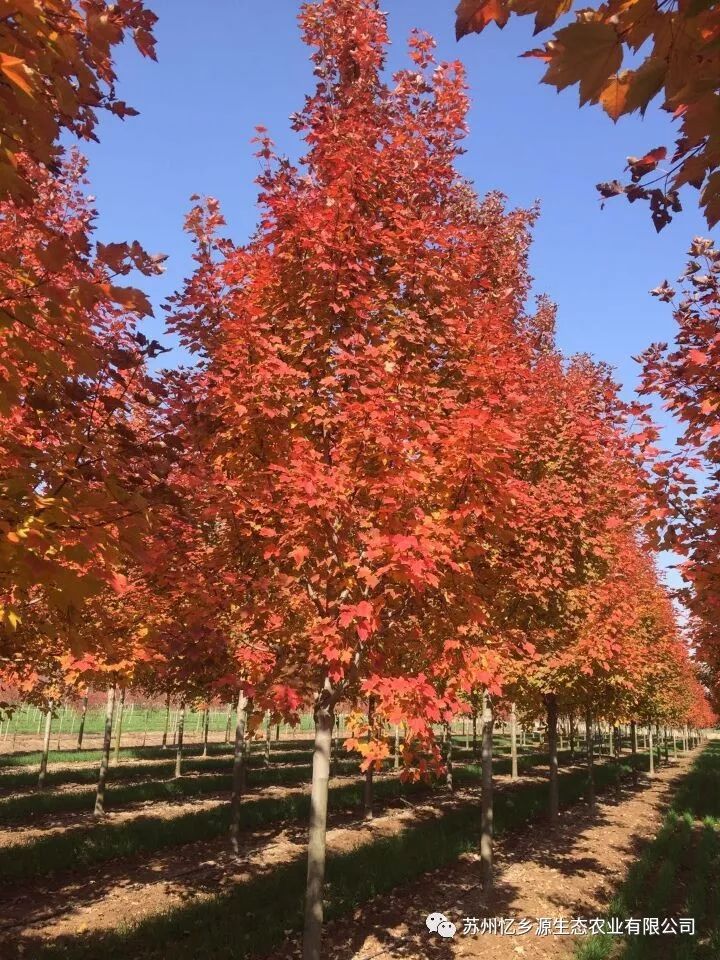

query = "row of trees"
[{"left": 0, "top": 3, "right": 715, "bottom": 959}]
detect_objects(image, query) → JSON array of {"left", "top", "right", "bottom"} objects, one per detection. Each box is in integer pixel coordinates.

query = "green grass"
[
  {"left": 575, "top": 742, "right": 720, "bottom": 960},
  {"left": 0, "top": 738, "right": 317, "bottom": 770},
  {"left": 0, "top": 747, "right": 347, "bottom": 793},
  {"left": 0, "top": 741, "right": 575, "bottom": 825},
  {"left": 13, "top": 754, "right": 640, "bottom": 960},
  {"left": 0, "top": 731, "right": 519, "bottom": 770},
  {"left": 0, "top": 771, "right": 432, "bottom": 883},
  {"left": 0, "top": 758, "right": 367, "bottom": 823},
  {"left": 0, "top": 746, "right": 587, "bottom": 880}
]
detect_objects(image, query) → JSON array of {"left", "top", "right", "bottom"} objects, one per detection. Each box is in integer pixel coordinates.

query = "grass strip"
[
  {"left": 1, "top": 733, "right": 529, "bottom": 770},
  {"left": 0, "top": 744, "right": 573, "bottom": 825},
  {"left": 0, "top": 748, "right": 338, "bottom": 794},
  {"left": 0, "top": 758, "right": 363, "bottom": 824}
]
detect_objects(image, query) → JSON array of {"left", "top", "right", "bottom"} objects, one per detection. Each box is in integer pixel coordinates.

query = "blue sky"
[{"left": 84, "top": 0, "right": 711, "bottom": 402}]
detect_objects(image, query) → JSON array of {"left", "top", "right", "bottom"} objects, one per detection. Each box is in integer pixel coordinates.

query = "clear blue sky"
[{"left": 84, "top": 0, "right": 711, "bottom": 402}]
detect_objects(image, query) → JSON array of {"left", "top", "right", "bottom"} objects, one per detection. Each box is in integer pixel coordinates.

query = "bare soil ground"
[{"left": 276, "top": 755, "right": 692, "bottom": 960}]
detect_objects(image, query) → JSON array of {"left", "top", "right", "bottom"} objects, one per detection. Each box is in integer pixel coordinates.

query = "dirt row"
[{"left": 297, "top": 756, "right": 693, "bottom": 960}]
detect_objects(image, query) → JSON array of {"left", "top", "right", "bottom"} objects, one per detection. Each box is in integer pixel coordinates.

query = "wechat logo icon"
[{"left": 426, "top": 911, "right": 457, "bottom": 939}]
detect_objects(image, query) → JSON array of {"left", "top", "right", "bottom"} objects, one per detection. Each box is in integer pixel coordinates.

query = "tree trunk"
[
  {"left": 663, "top": 726, "right": 669, "bottom": 763},
  {"left": 161, "top": 692, "right": 170, "bottom": 749},
  {"left": 394, "top": 724, "right": 400, "bottom": 770},
  {"left": 363, "top": 697, "right": 374, "bottom": 819},
  {"left": 585, "top": 707, "right": 595, "bottom": 809},
  {"left": 630, "top": 720, "right": 638, "bottom": 786},
  {"left": 655, "top": 723, "right": 662, "bottom": 768},
  {"left": 673, "top": 729, "right": 678, "bottom": 759},
  {"left": 142, "top": 708, "right": 149, "bottom": 748},
  {"left": 230, "top": 691, "right": 250, "bottom": 854},
  {"left": 37, "top": 703, "right": 54, "bottom": 790},
  {"left": 510, "top": 701, "right": 518, "bottom": 780},
  {"left": 568, "top": 710, "right": 575, "bottom": 762},
  {"left": 472, "top": 709, "right": 478, "bottom": 759},
  {"left": 263, "top": 710, "right": 271, "bottom": 766},
  {"left": 480, "top": 691, "right": 494, "bottom": 894},
  {"left": 546, "top": 693, "right": 559, "bottom": 827},
  {"left": 94, "top": 685, "right": 116, "bottom": 816},
  {"left": 76, "top": 694, "right": 88, "bottom": 750},
  {"left": 648, "top": 724, "right": 655, "bottom": 776},
  {"left": 113, "top": 687, "right": 126, "bottom": 766},
  {"left": 174, "top": 701, "right": 186, "bottom": 778},
  {"left": 275, "top": 722, "right": 281, "bottom": 741},
  {"left": 302, "top": 692, "right": 334, "bottom": 960},
  {"left": 199, "top": 706, "right": 207, "bottom": 757},
  {"left": 445, "top": 721, "right": 454, "bottom": 792},
  {"left": 613, "top": 725, "right": 621, "bottom": 800}
]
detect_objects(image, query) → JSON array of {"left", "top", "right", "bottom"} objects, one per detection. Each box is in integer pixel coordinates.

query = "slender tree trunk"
[
  {"left": 302, "top": 691, "right": 334, "bottom": 960},
  {"left": 630, "top": 720, "right": 638, "bottom": 786},
  {"left": 673, "top": 729, "right": 678, "bottom": 759},
  {"left": 510, "top": 701, "right": 518, "bottom": 780},
  {"left": 663, "top": 726, "right": 669, "bottom": 763},
  {"left": 230, "top": 691, "right": 250, "bottom": 854},
  {"left": 546, "top": 693, "right": 559, "bottom": 827},
  {"left": 480, "top": 691, "right": 494, "bottom": 894},
  {"left": 472, "top": 709, "right": 478, "bottom": 759},
  {"left": 94, "top": 685, "right": 116, "bottom": 816},
  {"left": 394, "top": 724, "right": 400, "bottom": 770},
  {"left": 76, "top": 694, "right": 88, "bottom": 750},
  {"left": 275, "top": 722, "right": 281, "bottom": 741},
  {"left": 203, "top": 707, "right": 210, "bottom": 758},
  {"left": 445, "top": 721, "right": 454, "bottom": 792},
  {"left": 142, "top": 708, "right": 149, "bottom": 748},
  {"left": 586, "top": 707, "right": 595, "bottom": 809},
  {"left": 613, "top": 725, "right": 621, "bottom": 800},
  {"left": 113, "top": 687, "right": 126, "bottom": 765},
  {"left": 161, "top": 692, "right": 170, "bottom": 749},
  {"left": 363, "top": 697, "right": 374, "bottom": 819},
  {"left": 648, "top": 724, "right": 655, "bottom": 776},
  {"left": 37, "top": 703, "right": 54, "bottom": 790},
  {"left": 568, "top": 710, "right": 575, "bottom": 762},
  {"left": 263, "top": 710, "right": 271, "bottom": 766},
  {"left": 655, "top": 723, "right": 662, "bottom": 767},
  {"left": 174, "top": 701, "right": 186, "bottom": 778}
]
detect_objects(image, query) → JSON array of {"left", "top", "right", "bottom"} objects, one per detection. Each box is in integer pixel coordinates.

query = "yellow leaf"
[{"left": 0, "top": 55, "right": 33, "bottom": 97}]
